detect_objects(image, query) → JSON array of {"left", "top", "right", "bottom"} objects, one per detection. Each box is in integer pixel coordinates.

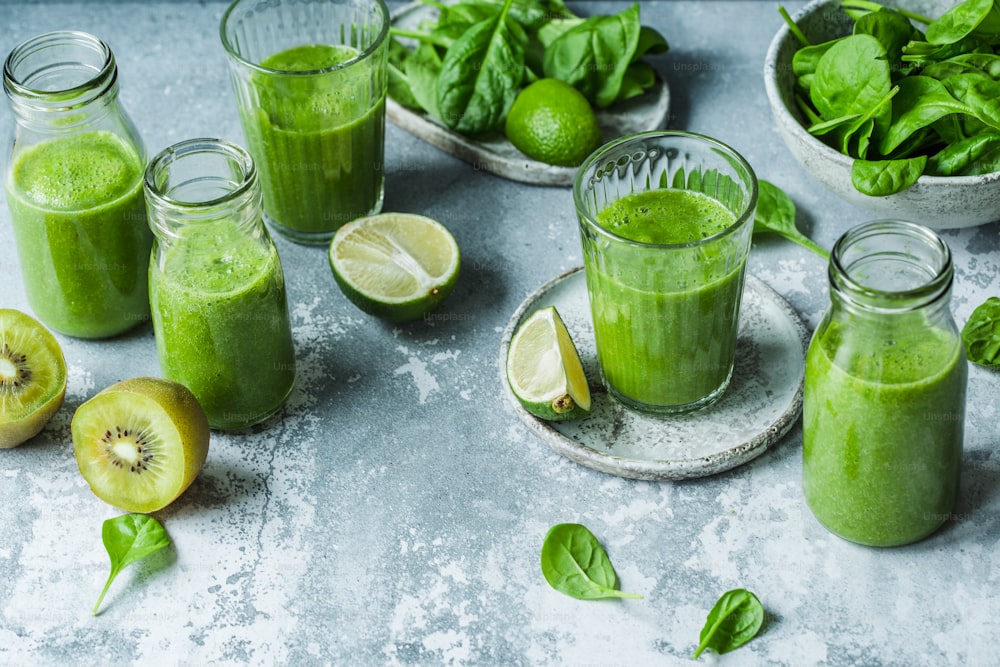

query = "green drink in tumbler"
[
  {"left": 221, "top": 0, "right": 389, "bottom": 244},
  {"left": 573, "top": 131, "right": 758, "bottom": 414}
]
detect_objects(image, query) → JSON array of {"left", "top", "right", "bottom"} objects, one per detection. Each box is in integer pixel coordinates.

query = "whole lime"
[{"left": 505, "top": 79, "right": 603, "bottom": 167}]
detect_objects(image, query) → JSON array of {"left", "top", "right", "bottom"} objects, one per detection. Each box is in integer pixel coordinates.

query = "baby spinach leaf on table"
[
  {"left": 436, "top": 0, "right": 526, "bottom": 134},
  {"left": 962, "top": 296, "right": 1000, "bottom": 366},
  {"left": 93, "top": 513, "right": 171, "bottom": 616},
  {"left": 754, "top": 180, "right": 829, "bottom": 259},
  {"left": 691, "top": 588, "right": 765, "bottom": 659},
  {"left": 851, "top": 155, "right": 928, "bottom": 195},
  {"left": 540, "top": 523, "right": 643, "bottom": 600}
]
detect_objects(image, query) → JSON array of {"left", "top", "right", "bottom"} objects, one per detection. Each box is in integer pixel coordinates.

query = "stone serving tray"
[
  {"left": 387, "top": 2, "right": 671, "bottom": 186},
  {"left": 499, "top": 267, "right": 810, "bottom": 480}
]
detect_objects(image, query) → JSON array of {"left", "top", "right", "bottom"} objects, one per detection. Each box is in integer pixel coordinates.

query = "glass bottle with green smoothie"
[
  {"left": 3, "top": 31, "right": 152, "bottom": 338},
  {"left": 803, "top": 220, "right": 967, "bottom": 547},
  {"left": 144, "top": 139, "right": 296, "bottom": 430}
]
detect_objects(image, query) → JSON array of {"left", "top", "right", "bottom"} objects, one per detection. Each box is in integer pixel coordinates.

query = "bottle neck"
[
  {"left": 144, "top": 138, "right": 264, "bottom": 244},
  {"left": 828, "top": 220, "right": 954, "bottom": 324},
  {"left": 3, "top": 31, "right": 119, "bottom": 125}
]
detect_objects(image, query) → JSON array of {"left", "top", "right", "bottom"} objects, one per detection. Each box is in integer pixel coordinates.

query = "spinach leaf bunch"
[
  {"left": 782, "top": 0, "right": 1000, "bottom": 196},
  {"left": 389, "top": 0, "right": 668, "bottom": 135}
]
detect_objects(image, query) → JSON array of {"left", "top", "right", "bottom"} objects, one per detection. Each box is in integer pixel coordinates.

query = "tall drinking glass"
[
  {"left": 573, "top": 131, "right": 758, "bottom": 414},
  {"left": 220, "top": 0, "right": 389, "bottom": 244}
]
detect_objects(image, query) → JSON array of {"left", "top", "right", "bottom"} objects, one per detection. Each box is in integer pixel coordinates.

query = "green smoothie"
[
  {"left": 240, "top": 44, "right": 385, "bottom": 239},
  {"left": 5, "top": 130, "right": 151, "bottom": 338},
  {"left": 802, "top": 321, "right": 966, "bottom": 547},
  {"left": 149, "top": 224, "right": 296, "bottom": 430},
  {"left": 589, "top": 189, "right": 744, "bottom": 408}
]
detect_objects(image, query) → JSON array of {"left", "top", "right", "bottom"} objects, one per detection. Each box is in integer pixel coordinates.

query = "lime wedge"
[
  {"left": 506, "top": 306, "right": 591, "bottom": 421},
  {"left": 328, "top": 212, "right": 460, "bottom": 323}
]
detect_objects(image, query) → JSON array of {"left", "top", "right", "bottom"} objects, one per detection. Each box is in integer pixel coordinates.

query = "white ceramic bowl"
[{"left": 763, "top": 0, "right": 1000, "bottom": 229}]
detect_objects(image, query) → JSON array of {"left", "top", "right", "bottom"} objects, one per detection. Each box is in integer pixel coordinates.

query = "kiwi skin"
[
  {"left": 0, "top": 309, "right": 67, "bottom": 449},
  {"left": 73, "top": 377, "right": 210, "bottom": 512}
]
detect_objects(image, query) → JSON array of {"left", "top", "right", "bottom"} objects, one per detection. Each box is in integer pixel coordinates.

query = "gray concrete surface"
[{"left": 1, "top": 1, "right": 998, "bottom": 665}]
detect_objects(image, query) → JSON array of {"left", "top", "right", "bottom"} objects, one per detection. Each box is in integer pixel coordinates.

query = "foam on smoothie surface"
[
  {"left": 597, "top": 189, "right": 735, "bottom": 244},
  {"left": 160, "top": 225, "right": 273, "bottom": 294},
  {"left": 261, "top": 43, "right": 358, "bottom": 72},
  {"left": 12, "top": 131, "right": 141, "bottom": 211}
]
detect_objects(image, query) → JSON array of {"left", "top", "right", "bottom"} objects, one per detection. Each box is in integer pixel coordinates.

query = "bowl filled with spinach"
[{"left": 764, "top": 0, "right": 1000, "bottom": 228}]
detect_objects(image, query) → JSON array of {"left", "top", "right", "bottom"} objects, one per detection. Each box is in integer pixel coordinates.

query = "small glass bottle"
[
  {"left": 144, "top": 138, "right": 296, "bottom": 430},
  {"left": 3, "top": 31, "right": 152, "bottom": 338},
  {"left": 802, "top": 220, "right": 967, "bottom": 547}
]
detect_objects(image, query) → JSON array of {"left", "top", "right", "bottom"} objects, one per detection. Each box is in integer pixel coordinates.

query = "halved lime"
[
  {"left": 506, "top": 306, "right": 591, "bottom": 421},
  {"left": 328, "top": 212, "right": 461, "bottom": 323}
]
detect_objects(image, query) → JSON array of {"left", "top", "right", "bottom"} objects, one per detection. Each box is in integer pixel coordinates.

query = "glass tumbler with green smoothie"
[
  {"left": 573, "top": 131, "right": 757, "bottom": 414},
  {"left": 803, "top": 221, "right": 966, "bottom": 547},
  {"left": 144, "top": 139, "right": 296, "bottom": 430},
  {"left": 3, "top": 31, "right": 152, "bottom": 338},
  {"left": 220, "top": 0, "right": 389, "bottom": 245}
]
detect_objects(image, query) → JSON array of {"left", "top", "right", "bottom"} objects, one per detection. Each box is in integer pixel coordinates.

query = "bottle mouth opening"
[
  {"left": 145, "top": 138, "right": 258, "bottom": 210},
  {"left": 3, "top": 30, "right": 116, "bottom": 108},
  {"left": 830, "top": 220, "right": 954, "bottom": 311}
]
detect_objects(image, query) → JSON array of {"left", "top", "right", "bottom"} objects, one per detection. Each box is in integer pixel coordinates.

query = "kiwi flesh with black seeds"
[
  {"left": 0, "top": 309, "right": 67, "bottom": 448},
  {"left": 72, "top": 377, "right": 210, "bottom": 513}
]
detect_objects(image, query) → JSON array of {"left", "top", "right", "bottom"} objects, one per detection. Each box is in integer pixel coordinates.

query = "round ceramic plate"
[
  {"left": 387, "top": 3, "right": 671, "bottom": 187},
  {"left": 499, "top": 267, "right": 810, "bottom": 480}
]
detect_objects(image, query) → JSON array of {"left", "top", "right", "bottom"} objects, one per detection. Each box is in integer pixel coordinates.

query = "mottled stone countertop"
[{"left": 1, "top": 1, "right": 999, "bottom": 665}]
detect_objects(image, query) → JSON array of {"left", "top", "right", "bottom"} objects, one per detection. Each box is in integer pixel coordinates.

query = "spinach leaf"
[
  {"left": 962, "top": 296, "right": 1000, "bottom": 366},
  {"left": 853, "top": 6, "right": 919, "bottom": 70},
  {"left": 431, "top": 2, "right": 501, "bottom": 46},
  {"left": 851, "top": 155, "right": 927, "bottom": 195},
  {"left": 879, "top": 76, "right": 971, "bottom": 155},
  {"left": 405, "top": 42, "right": 445, "bottom": 118},
  {"left": 436, "top": 0, "right": 526, "bottom": 134},
  {"left": 810, "top": 34, "right": 892, "bottom": 126},
  {"left": 691, "top": 588, "right": 765, "bottom": 659},
  {"left": 928, "top": 130, "right": 1000, "bottom": 174},
  {"left": 754, "top": 180, "right": 829, "bottom": 258},
  {"left": 926, "top": 0, "right": 1000, "bottom": 45},
  {"left": 941, "top": 72, "right": 1000, "bottom": 130},
  {"left": 388, "top": 39, "right": 422, "bottom": 111},
  {"left": 93, "top": 514, "right": 171, "bottom": 616},
  {"left": 792, "top": 39, "right": 838, "bottom": 85},
  {"left": 543, "top": 4, "right": 653, "bottom": 108},
  {"left": 540, "top": 523, "right": 643, "bottom": 600}
]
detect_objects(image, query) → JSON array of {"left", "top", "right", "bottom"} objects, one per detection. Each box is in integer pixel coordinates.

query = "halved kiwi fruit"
[
  {"left": 72, "top": 377, "right": 210, "bottom": 513},
  {"left": 0, "top": 308, "right": 67, "bottom": 448}
]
